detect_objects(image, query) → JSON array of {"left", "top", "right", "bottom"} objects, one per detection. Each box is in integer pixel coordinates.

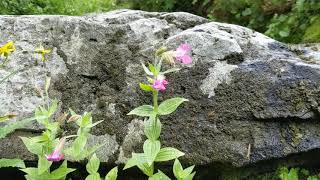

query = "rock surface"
[{"left": 0, "top": 9, "right": 320, "bottom": 171}]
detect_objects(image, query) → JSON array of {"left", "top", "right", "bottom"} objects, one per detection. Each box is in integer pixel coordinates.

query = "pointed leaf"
[
  {"left": 85, "top": 173, "right": 100, "bottom": 180},
  {"left": 48, "top": 99, "right": 58, "bottom": 117},
  {"left": 123, "top": 153, "right": 147, "bottom": 170},
  {"left": 127, "top": 105, "right": 153, "bottom": 117},
  {"left": 50, "top": 167, "right": 75, "bottom": 179},
  {"left": 161, "top": 68, "right": 181, "bottom": 75},
  {"left": 149, "top": 170, "right": 171, "bottom": 180},
  {"left": 105, "top": 166, "right": 118, "bottom": 180},
  {"left": 140, "top": 83, "right": 154, "bottom": 92},
  {"left": 182, "top": 165, "right": 195, "bottom": 177},
  {"left": 137, "top": 163, "right": 154, "bottom": 177},
  {"left": 142, "top": 63, "right": 153, "bottom": 76},
  {"left": 86, "top": 154, "right": 100, "bottom": 174},
  {"left": 173, "top": 159, "right": 183, "bottom": 179},
  {"left": 185, "top": 171, "right": 196, "bottom": 180},
  {"left": 38, "top": 156, "right": 52, "bottom": 175},
  {"left": 148, "top": 63, "right": 157, "bottom": 75},
  {"left": 155, "top": 148, "right": 185, "bottom": 162},
  {"left": 158, "top": 98, "right": 188, "bottom": 115},
  {"left": 0, "top": 158, "right": 25, "bottom": 168},
  {"left": 144, "top": 116, "right": 161, "bottom": 141},
  {"left": 143, "top": 140, "right": 161, "bottom": 165},
  {"left": 87, "top": 120, "right": 104, "bottom": 129},
  {"left": 20, "top": 137, "right": 43, "bottom": 155}
]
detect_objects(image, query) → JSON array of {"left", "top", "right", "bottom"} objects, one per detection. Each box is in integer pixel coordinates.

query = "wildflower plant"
[
  {"left": 124, "top": 44, "right": 196, "bottom": 179},
  {"left": 18, "top": 78, "right": 117, "bottom": 179}
]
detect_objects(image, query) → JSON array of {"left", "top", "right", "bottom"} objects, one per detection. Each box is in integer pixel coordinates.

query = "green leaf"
[
  {"left": 105, "top": 166, "right": 118, "bottom": 180},
  {"left": 48, "top": 99, "right": 58, "bottom": 117},
  {"left": 144, "top": 116, "right": 161, "bottom": 141},
  {"left": 21, "top": 167, "right": 39, "bottom": 177},
  {"left": 160, "top": 68, "right": 181, "bottom": 75},
  {"left": 137, "top": 163, "right": 154, "bottom": 177},
  {"left": 127, "top": 105, "right": 154, "bottom": 117},
  {"left": 72, "top": 135, "right": 87, "bottom": 158},
  {"left": 0, "top": 158, "right": 25, "bottom": 168},
  {"left": 141, "top": 63, "right": 153, "bottom": 76},
  {"left": 182, "top": 165, "right": 195, "bottom": 177},
  {"left": 123, "top": 153, "right": 147, "bottom": 170},
  {"left": 185, "top": 172, "right": 196, "bottom": 180},
  {"left": 140, "top": 83, "right": 154, "bottom": 92},
  {"left": 149, "top": 170, "right": 171, "bottom": 180},
  {"left": 242, "top": 8, "right": 252, "bottom": 16},
  {"left": 20, "top": 137, "right": 43, "bottom": 155},
  {"left": 279, "top": 30, "right": 290, "bottom": 37},
  {"left": 87, "top": 120, "right": 104, "bottom": 129},
  {"left": 158, "top": 98, "right": 188, "bottom": 115},
  {"left": 143, "top": 139, "right": 161, "bottom": 165},
  {"left": 86, "top": 153, "right": 100, "bottom": 174},
  {"left": 173, "top": 159, "right": 183, "bottom": 179},
  {"left": 0, "top": 116, "right": 37, "bottom": 139},
  {"left": 85, "top": 173, "right": 101, "bottom": 180},
  {"left": 155, "top": 147, "right": 185, "bottom": 162},
  {"left": 50, "top": 167, "right": 76, "bottom": 180},
  {"left": 38, "top": 156, "right": 52, "bottom": 175},
  {"left": 69, "top": 108, "right": 77, "bottom": 116},
  {"left": 80, "top": 112, "right": 92, "bottom": 128},
  {"left": 148, "top": 63, "right": 157, "bottom": 75}
]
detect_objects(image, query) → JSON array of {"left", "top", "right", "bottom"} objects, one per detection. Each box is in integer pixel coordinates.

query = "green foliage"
[
  {"left": 105, "top": 167, "right": 118, "bottom": 180},
  {"left": 158, "top": 98, "right": 188, "bottom": 116},
  {"left": 149, "top": 170, "right": 171, "bottom": 180},
  {"left": 155, "top": 148, "right": 185, "bottom": 162},
  {"left": 173, "top": 159, "right": 196, "bottom": 180},
  {"left": 64, "top": 112, "right": 103, "bottom": 161},
  {"left": 127, "top": 105, "right": 154, "bottom": 117},
  {"left": 0, "top": 116, "right": 37, "bottom": 139},
  {"left": 85, "top": 154, "right": 118, "bottom": 180},
  {"left": 21, "top": 160, "right": 75, "bottom": 180},
  {"left": 278, "top": 167, "right": 320, "bottom": 180},
  {"left": 125, "top": 0, "right": 320, "bottom": 43},
  {"left": 0, "top": 0, "right": 117, "bottom": 15},
  {"left": 0, "top": 158, "right": 25, "bottom": 168},
  {"left": 279, "top": 167, "right": 299, "bottom": 180},
  {"left": 124, "top": 45, "right": 193, "bottom": 179}
]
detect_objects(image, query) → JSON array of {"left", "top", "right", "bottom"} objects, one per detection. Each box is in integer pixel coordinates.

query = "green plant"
[
  {"left": 123, "top": 44, "right": 196, "bottom": 179},
  {"left": 85, "top": 153, "right": 118, "bottom": 180},
  {"left": 0, "top": 0, "right": 117, "bottom": 15},
  {"left": 278, "top": 167, "right": 320, "bottom": 180}
]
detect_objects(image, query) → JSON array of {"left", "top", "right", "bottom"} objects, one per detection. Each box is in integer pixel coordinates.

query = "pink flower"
[
  {"left": 153, "top": 75, "right": 168, "bottom": 91},
  {"left": 46, "top": 138, "right": 65, "bottom": 162},
  {"left": 175, "top": 43, "right": 192, "bottom": 64}
]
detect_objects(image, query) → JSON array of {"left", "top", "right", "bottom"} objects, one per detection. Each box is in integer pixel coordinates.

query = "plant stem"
[{"left": 153, "top": 90, "right": 158, "bottom": 113}]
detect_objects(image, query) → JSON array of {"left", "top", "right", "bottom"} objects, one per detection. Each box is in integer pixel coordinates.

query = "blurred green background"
[{"left": 0, "top": 0, "right": 319, "bottom": 43}]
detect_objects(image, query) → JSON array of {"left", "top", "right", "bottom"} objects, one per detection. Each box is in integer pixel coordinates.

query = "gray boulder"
[{"left": 0, "top": 9, "right": 320, "bottom": 172}]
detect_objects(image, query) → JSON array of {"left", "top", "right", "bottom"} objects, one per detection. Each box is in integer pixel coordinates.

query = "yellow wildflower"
[
  {"left": 0, "top": 41, "right": 15, "bottom": 58},
  {"left": 35, "top": 44, "right": 51, "bottom": 61}
]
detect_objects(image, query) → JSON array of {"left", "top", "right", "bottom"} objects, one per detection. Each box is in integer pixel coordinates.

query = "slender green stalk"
[{"left": 0, "top": 68, "right": 21, "bottom": 85}]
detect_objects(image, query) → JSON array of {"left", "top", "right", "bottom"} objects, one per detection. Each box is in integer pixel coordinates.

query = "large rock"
[{"left": 1, "top": 9, "right": 320, "bottom": 171}]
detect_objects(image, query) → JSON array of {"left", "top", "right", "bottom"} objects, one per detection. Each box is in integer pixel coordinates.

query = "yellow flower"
[
  {"left": 0, "top": 41, "right": 16, "bottom": 58},
  {"left": 35, "top": 44, "right": 51, "bottom": 61}
]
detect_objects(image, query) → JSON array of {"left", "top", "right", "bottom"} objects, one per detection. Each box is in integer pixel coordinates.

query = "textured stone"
[{"left": 0, "top": 9, "right": 320, "bottom": 170}]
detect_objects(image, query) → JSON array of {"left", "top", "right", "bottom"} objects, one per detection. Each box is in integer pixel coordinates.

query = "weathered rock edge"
[{"left": 0, "top": 9, "right": 320, "bottom": 170}]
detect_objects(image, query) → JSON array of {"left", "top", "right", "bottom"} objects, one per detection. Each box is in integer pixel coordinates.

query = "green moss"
[{"left": 289, "top": 123, "right": 303, "bottom": 147}]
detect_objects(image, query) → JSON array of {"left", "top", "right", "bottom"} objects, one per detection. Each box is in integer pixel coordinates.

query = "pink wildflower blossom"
[
  {"left": 46, "top": 137, "right": 65, "bottom": 162},
  {"left": 175, "top": 43, "right": 192, "bottom": 64},
  {"left": 153, "top": 75, "right": 168, "bottom": 91}
]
